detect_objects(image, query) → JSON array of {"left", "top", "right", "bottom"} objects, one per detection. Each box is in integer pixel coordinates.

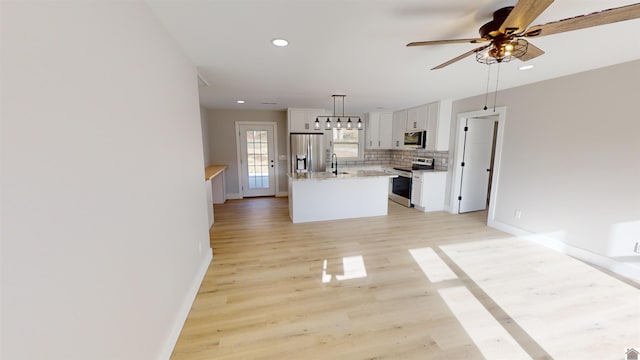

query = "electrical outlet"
[
  {"left": 634, "top": 242, "right": 640, "bottom": 254},
  {"left": 514, "top": 209, "right": 522, "bottom": 219}
]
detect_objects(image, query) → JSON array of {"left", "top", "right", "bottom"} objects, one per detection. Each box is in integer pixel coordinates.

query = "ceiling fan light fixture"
[{"left": 476, "top": 38, "right": 528, "bottom": 65}]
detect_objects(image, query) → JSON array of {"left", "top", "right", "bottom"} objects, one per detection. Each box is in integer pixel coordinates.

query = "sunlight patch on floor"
[
  {"left": 441, "top": 237, "right": 640, "bottom": 359},
  {"left": 322, "top": 255, "right": 367, "bottom": 283},
  {"left": 438, "top": 286, "right": 531, "bottom": 360},
  {"left": 409, "top": 247, "right": 458, "bottom": 283}
]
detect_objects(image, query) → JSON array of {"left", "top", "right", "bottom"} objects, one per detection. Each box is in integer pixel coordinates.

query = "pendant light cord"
[
  {"left": 333, "top": 96, "right": 336, "bottom": 116},
  {"left": 493, "top": 63, "right": 501, "bottom": 112},
  {"left": 483, "top": 64, "right": 491, "bottom": 110}
]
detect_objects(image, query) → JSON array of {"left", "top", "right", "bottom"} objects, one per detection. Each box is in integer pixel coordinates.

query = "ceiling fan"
[{"left": 407, "top": 0, "right": 640, "bottom": 70}]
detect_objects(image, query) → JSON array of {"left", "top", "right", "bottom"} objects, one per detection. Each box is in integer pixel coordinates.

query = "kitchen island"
[{"left": 288, "top": 170, "right": 396, "bottom": 223}]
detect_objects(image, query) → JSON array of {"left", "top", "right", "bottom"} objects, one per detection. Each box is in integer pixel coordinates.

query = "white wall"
[
  {"left": 450, "top": 60, "right": 640, "bottom": 279},
  {"left": 200, "top": 105, "right": 212, "bottom": 166},
  {"left": 1, "top": 1, "right": 211, "bottom": 359},
  {"left": 206, "top": 109, "right": 288, "bottom": 197}
]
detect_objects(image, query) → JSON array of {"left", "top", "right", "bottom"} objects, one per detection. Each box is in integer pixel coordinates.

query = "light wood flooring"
[{"left": 171, "top": 197, "right": 640, "bottom": 360}]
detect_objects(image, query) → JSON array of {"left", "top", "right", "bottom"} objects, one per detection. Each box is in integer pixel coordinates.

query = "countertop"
[
  {"left": 205, "top": 165, "right": 227, "bottom": 181},
  {"left": 409, "top": 169, "right": 448, "bottom": 173},
  {"left": 289, "top": 170, "right": 396, "bottom": 181}
]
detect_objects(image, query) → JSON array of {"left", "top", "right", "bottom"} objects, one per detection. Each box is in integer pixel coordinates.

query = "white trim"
[
  {"left": 276, "top": 191, "right": 288, "bottom": 197},
  {"left": 234, "top": 121, "right": 279, "bottom": 198},
  {"left": 449, "top": 107, "right": 507, "bottom": 227},
  {"left": 158, "top": 249, "right": 212, "bottom": 360},
  {"left": 489, "top": 219, "right": 640, "bottom": 284},
  {"left": 226, "top": 193, "right": 243, "bottom": 200}
]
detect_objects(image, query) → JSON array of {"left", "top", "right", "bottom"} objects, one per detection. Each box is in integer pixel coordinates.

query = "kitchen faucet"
[{"left": 331, "top": 153, "right": 338, "bottom": 175}]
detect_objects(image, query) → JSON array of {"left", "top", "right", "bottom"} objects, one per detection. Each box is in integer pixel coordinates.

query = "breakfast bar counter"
[{"left": 288, "top": 170, "right": 396, "bottom": 223}]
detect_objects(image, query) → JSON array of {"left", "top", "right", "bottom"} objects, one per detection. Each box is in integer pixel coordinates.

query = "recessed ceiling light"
[
  {"left": 236, "top": 100, "right": 245, "bottom": 104},
  {"left": 519, "top": 65, "right": 535, "bottom": 70},
  {"left": 272, "top": 38, "right": 289, "bottom": 47}
]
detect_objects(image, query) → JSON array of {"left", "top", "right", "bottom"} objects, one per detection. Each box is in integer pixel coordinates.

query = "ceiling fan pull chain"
[
  {"left": 483, "top": 64, "right": 492, "bottom": 110},
  {"left": 493, "top": 62, "right": 501, "bottom": 112}
]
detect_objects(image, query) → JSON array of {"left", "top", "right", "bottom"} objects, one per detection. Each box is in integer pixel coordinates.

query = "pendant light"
[{"left": 319, "top": 94, "right": 362, "bottom": 130}]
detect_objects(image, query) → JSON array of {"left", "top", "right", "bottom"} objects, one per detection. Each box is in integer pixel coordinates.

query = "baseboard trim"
[
  {"left": 227, "top": 192, "right": 288, "bottom": 199},
  {"left": 158, "top": 248, "right": 212, "bottom": 360},
  {"left": 489, "top": 220, "right": 640, "bottom": 284}
]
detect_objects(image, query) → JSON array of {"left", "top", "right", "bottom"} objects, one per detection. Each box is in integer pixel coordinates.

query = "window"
[{"left": 332, "top": 128, "right": 363, "bottom": 160}]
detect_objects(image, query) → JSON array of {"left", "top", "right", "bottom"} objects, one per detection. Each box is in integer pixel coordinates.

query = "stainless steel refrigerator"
[{"left": 290, "top": 133, "right": 325, "bottom": 173}]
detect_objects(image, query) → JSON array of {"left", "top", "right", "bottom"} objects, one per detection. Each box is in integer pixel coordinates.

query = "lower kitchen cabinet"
[
  {"left": 411, "top": 171, "right": 447, "bottom": 212},
  {"left": 205, "top": 179, "right": 214, "bottom": 228}
]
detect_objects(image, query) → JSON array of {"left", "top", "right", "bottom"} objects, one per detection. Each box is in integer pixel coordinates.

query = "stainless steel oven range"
[{"left": 388, "top": 157, "right": 434, "bottom": 207}]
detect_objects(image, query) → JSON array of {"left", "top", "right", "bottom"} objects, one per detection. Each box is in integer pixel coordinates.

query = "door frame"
[
  {"left": 449, "top": 107, "right": 506, "bottom": 224},
  {"left": 235, "top": 121, "right": 279, "bottom": 198}
]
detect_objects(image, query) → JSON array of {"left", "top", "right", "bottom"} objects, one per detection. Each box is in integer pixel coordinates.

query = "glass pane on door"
[{"left": 246, "top": 130, "right": 270, "bottom": 189}]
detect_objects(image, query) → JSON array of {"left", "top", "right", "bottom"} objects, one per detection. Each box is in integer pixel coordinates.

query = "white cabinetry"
[
  {"left": 288, "top": 108, "right": 329, "bottom": 133},
  {"left": 411, "top": 171, "right": 447, "bottom": 212},
  {"left": 392, "top": 110, "right": 407, "bottom": 149},
  {"left": 205, "top": 179, "right": 214, "bottom": 228},
  {"left": 411, "top": 173, "right": 423, "bottom": 208},
  {"left": 366, "top": 112, "right": 393, "bottom": 149},
  {"left": 406, "top": 105, "right": 427, "bottom": 131},
  {"left": 426, "top": 100, "right": 452, "bottom": 151},
  {"left": 390, "top": 100, "right": 452, "bottom": 150}
]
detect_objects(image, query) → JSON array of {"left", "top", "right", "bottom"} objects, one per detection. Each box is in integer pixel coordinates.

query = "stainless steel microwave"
[{"left": 404, "top": 131, "right": 426, "bottom": 148}]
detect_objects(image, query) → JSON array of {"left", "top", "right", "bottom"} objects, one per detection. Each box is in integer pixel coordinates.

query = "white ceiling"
[{"left": 146, "top": 0, "right": 640, "bottom": 113}]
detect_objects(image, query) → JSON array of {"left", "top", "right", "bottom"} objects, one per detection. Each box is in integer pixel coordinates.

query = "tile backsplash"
[{"left": 344, "top": 149, "right": 449, "bottom": 171}]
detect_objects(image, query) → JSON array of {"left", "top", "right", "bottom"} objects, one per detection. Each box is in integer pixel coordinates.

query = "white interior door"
[
  {"left": 459, "top": 117, "right": 495, "bottom": 213},
  {"left": 239, "top": 124, "right": 276, "bottom": 197}
]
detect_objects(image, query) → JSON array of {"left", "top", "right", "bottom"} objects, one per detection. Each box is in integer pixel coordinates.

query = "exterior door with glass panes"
[{"left": 239, "top": 124, "right": 276, "bottom": 197}]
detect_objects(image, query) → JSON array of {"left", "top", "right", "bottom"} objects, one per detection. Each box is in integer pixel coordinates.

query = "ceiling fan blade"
[
  {"left": 431, "top": 45, "right": 490, "bottom": 70},
  {"left": 407, "top": 38, "right": 488, "bottom": 47},
  {"left": 517, "top": 42, "right": 545, "bottom": 61},
  {"left": 525, "top": 3, "right": 640, "bottom": 37},
  {"left": 499, "top": 0, "right": 554, "bottom": 35}
]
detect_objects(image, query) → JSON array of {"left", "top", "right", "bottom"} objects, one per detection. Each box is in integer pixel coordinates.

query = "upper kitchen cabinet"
[
  {"left": 288, "top": 108, "right": 330, "bottom": 133},
  {"left": 425, "top": 100, "right": 452, "bottom": 151},
  {"left": 390, "top": 100, "right": 452, "bottom": 150},
  {"left": 406, "top": 105, "right": 427, "bottom": 131},
  {"left": 365, "top": 112, "right": 393, "bottom": 149},
  {"left": 392, "top": 110, "right": 407, "bottom": 149}
]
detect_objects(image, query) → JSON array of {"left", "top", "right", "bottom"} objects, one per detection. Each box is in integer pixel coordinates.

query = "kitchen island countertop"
[
  {"left": 288, "top": 170, "right": 395, "bottom": 181},
  {"left": 288, "top": 170, "right": 392, "bottom": 223}
]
